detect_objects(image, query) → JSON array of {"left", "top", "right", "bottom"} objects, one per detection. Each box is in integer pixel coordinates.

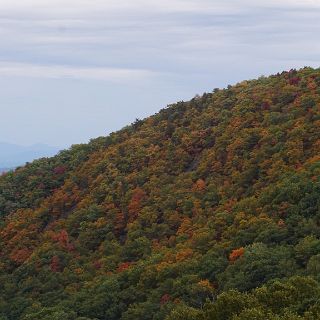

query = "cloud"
[
  {"left": 0, "top": 62, "right": 155, "bottom": 82},
  {"left": 248, "top": 0, "right": 320, "bottom": 8},
  {"left": 0, "top": 0, "right": 319, "bottom": 78},
  {"left": 1, "top": 0, "right": 319, "bottom": 16},
  {"left": 1, "top": 0, "right": 320, "bottom": 148},
  {"left": 0, "top": 0, "right": 319, "bottom": 67},
  {"left": 0, "top": 0, "right": 236, "bottom": 14}
]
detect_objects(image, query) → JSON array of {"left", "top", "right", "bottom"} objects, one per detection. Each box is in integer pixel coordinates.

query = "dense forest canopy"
[{"left": 1, "top": 67, "right": 320, "bottom": 319}]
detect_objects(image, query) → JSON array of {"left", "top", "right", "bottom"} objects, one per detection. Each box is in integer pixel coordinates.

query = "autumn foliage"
[
  {"left": 0, "top": 67, "right": 320, "bottom": 319},
  {"left": 229, "top": 247, "right": 245, "bottom": 262}
]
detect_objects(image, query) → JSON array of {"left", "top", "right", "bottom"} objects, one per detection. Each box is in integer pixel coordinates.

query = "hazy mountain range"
[{"left": 0, "top": 142, "right": 60, "bottom": 169}]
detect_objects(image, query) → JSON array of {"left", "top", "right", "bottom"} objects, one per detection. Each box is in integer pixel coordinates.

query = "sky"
[{"left": 0, "top": 0, "right": 320, "bottom": 148}]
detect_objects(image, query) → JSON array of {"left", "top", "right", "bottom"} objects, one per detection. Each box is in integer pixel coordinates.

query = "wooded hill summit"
[{"left": 1, "top": 67, "right": 320, "bottom": 320}]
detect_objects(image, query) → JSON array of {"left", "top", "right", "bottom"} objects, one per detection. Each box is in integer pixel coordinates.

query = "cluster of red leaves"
[{"left": 229, "top": 247, "right": 245, "bottom": 262}]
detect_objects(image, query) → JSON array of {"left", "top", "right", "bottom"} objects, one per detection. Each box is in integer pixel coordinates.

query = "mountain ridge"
[
  {"left": 1, "top": 67, "right": 320, "bottom": 320},
  {"left": 0, "top": 142, "right": 60, "bottom": 168}
]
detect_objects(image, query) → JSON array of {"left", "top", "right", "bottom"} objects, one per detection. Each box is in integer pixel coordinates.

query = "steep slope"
[{"left": 1, "top": 67, "right": 320, "bottom": 320}]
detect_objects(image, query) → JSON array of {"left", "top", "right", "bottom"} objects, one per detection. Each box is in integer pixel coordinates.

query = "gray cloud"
[
  {"left": 0, "top": 0, "right": 319, "bottom": 146},
  {"left": 0, "top": 62, "right": 157, "bottom": 82}
]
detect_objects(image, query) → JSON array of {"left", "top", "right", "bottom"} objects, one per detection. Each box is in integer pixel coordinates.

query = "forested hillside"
[{"left": 1, "top": 67, "right": 320, "bottom": 320}]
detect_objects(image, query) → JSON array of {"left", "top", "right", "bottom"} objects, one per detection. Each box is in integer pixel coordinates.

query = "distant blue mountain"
[{"left": 0, "top": 142, "right": 61, "bottom": 168}]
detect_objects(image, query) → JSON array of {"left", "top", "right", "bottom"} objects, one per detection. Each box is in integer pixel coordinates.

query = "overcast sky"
[{"left": 0, "top": 0, "right": 320, "bottom": 147}]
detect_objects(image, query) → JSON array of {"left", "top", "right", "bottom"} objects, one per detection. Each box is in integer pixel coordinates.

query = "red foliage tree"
[
  {"left": 50, "top": 255, "right": 61, "bottom": 272},
  {"left": 160, "top": 294, "right": 171, "bottom": 305},
  {"left": 53, "top": 166, "right": 66, "bottom": 175},
  {"left": 10, "top": 248, "right": 32, "bottom": 264},
  {"left": 229, "top": 247, "right": 245, "bottom": 262},
  {"left": 116, "top": 262, "right": 131, "bottom": 273},
  {"left": 127, "top": 187, "right": 146, "bottom": 222},
  {"left": 193, "top": 179, "right": 206, "bottom": 192}
]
